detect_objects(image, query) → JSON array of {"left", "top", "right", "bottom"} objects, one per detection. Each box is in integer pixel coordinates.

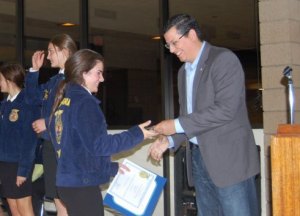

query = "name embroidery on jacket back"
[{"left": 60, "top": 98, "right": 70, "bottom": 106}]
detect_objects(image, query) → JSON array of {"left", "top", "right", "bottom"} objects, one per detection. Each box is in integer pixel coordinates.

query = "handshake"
[{"left": 139, "top": 119, "right": 176, "bottom": 163}]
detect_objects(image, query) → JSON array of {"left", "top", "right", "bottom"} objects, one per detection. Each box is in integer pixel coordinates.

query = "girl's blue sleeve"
[
  {"left": 17, "top": 104, "right": 39, "bottom": 177},
  {"left": 24, "top": 72, "right": 48, "bottom": 106}
]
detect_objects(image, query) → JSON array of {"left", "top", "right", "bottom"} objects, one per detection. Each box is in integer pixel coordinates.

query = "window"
[
  {"left": 0, "top": 0, "right": 16, "bottom": 63},
  {"left": 89, "top": 0, "right": 162, "bottom": 128}
]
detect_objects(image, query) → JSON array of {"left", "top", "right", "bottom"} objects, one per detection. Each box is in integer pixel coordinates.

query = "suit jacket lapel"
[
  {"left": 192, "top": 43, "right": 211, "bottom": 108},
  {"left": 178, "top": 66, "right": 188, "bottom": 115}
]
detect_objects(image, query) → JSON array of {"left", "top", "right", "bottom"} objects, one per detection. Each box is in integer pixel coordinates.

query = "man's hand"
[
  {"left": 153, "top": 119, "right": 176, "bottom": 136},
  {"left": 148, "top": 135, "right": 169, "bottom": 161},
  {"left": 138, "top": 120, "right": 159, "bottom": 139},
  {"left": 32, "top": 118, "right": 46, "bottom": 133}
]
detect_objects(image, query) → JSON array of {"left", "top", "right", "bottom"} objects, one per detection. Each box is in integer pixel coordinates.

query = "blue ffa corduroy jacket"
[
  {"left": 48, "top": 83, "right": 144, "bottom": 187},
  {"left": 0, "top": 90, "right": 39, "bottom": 177},
  {"left": 25, "top": 72, "right": 64, "bottom": 140}
]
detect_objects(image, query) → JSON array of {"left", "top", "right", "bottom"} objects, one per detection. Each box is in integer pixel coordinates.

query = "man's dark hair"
[{"left": 163, "top": 14, "right": 202, "bottom": 41}]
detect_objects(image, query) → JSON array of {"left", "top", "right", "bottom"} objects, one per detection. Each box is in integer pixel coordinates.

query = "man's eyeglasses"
[{"left": 165, "top": 29, "right": 189, "bottom": 50}]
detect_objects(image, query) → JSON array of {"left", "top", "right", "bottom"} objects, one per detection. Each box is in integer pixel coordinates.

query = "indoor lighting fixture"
[
  {"left": 152, "top": 36, "right": 161, "bottom": 40},
  {"left": 60, "top": 22, "right": 76, "bottom": 27}
]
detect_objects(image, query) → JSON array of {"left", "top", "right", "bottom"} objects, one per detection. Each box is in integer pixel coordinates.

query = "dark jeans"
[{"left": 191, "top": 148, "right": 259, "bottom": 216}]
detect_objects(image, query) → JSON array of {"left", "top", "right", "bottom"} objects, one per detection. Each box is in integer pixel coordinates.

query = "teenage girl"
[
  {"left": 25, "top": 34, "right": 77, "bottom": 216},
  {"left": 47, "top": 49, "right": 157, "bottom": 216},
  {"left": 0, "top": 62, "right": 39, "bottom": 216}
]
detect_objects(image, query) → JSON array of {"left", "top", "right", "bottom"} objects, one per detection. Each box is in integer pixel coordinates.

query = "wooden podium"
[{"left": 271, "top": 124, "right": 300, "bottom": 216}]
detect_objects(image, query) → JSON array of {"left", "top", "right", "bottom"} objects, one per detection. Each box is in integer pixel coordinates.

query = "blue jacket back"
[{"left": 48, "top": 84, "right": 144, "bottom": 187}]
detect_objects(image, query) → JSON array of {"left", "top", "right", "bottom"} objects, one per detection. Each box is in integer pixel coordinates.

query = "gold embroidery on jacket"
[
  {"left": 9, "top": 109, "right": 19, "bottom": 122},
  {"left": 55, "top": 110, "right": 63, "bottom": 144},
  {"left": 43, "top": 90, "right": 49, "bottom": 100}
]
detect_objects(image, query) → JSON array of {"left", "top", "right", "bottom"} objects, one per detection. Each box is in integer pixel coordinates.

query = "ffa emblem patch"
[
  {"left": 9, "top": 109, "right": 19, "bottom": 122},
  {"left": 139, "top": 171, "right": 150, "bottom": 179},
  {"left": 43, "top": 90, "right": 49, "bottom": 100},
  {"left": 55, "top": 110, "right": 64, "bottom": 144}
]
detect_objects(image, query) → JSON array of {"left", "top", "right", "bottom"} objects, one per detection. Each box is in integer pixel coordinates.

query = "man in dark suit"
[{"left": 149, "top": 14, "right": 260, "bottom": 216}]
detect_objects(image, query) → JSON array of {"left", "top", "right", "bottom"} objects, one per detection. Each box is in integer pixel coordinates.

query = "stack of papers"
[{"left": 104, "top": 159, "right": 167, "bottom": 216}]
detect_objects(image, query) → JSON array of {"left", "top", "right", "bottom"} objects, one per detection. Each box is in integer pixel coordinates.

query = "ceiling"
[{"left": 0, "top": 0, "right": 258, "bottom": 51}]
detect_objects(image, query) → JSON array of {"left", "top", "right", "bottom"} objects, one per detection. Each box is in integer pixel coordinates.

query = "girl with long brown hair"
[
  {"left": 48, "top": 49, "right": 156, "bottom": 216},
  {"left": 25, "top": 34, "right": 77, "bottom": 216}
]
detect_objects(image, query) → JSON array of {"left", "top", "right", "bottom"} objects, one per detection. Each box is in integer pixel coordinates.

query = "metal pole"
[
  {"left": 159, "top": 0, "right": 171, "bottom": 215},
  {"left": 288, "top": 79, "right": 295, "bottom": 124},
  {"left": 16, "top": 0, "right": 24, "bottom": 65},
  {"left": 283, "top": 66, "right": 295, "bottom": 124},
  {"left": 80, "top": 0, "right": 89, "bottom": 49}
]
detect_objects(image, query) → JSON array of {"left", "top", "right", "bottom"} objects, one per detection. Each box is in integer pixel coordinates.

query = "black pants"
[
  {"left": 32, "top": 176, "right": 46, "bottom": 216},
  {"left": 42, "top": 140, "right": 58, "bottom": 199},
  {"left": 57, "top": 186, "right": 104, "bottom": 216}
]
